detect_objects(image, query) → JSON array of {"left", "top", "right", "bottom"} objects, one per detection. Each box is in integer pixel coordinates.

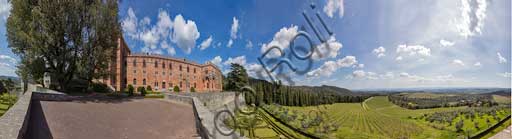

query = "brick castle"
[{"left": 103, "top": 37, "right": 223, "bottom": 92}]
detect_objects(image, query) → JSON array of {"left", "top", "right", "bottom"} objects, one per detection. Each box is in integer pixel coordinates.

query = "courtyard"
[{"left": 25, "top": 98, "right": 198, "bottom": 139}]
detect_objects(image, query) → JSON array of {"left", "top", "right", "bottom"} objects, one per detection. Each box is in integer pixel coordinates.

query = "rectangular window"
[
  {"left": 194, "top": 68, "right": 196, "bottom": 73},
  {"left": 187, "top": 67, "right": 189, "bottom": 73},
  {"left": 134, "top": 70, "right": 136, "bottom": 73},
  {"left": 133, "top": 60, "right": 137, "bottom": 67}
]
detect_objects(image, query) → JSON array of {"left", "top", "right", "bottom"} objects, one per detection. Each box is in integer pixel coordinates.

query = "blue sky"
[{"left": 0, "top": 0, "right": 510, "bottom": 89}]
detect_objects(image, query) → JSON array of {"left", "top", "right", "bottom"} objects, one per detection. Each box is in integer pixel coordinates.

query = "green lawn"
[{"left": 0, "top": 93, "right": 17, "bottom": 117}]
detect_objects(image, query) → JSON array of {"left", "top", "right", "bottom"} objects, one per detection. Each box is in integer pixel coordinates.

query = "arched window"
[
  {"left": 133, "top": 78, "right": 137, "bottom": 85},
  {"left": 162, "top": 62, "right": 166, "bottom": 68},
  {"left": 154, "top": 61, "right": 158, "bottom": 68},
  {"left": 143, "top": 79, "right": 146, "bottom": 85}
]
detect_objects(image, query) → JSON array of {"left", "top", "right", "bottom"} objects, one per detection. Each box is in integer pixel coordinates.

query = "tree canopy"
[{"left": 6, "top": 0, "right": 121, "bottom": 92}]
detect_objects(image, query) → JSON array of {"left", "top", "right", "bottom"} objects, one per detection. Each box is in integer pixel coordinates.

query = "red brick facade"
[{"left": 104, "top": 37, "right": 223, "bottom": 92}]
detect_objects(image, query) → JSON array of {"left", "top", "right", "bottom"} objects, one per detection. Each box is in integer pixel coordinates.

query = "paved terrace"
[
  {"left": 0, "top": 85, "right": 242, "bottom": 139},
  {"left": 26, "top": 98, "right": 198, "bottom": 139}
]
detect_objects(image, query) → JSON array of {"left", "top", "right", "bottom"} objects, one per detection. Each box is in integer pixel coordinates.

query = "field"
[
  {"left": 229, "top": 95, "right": 511, "bottom": 138},
  {"left": 493, "top": 95, "right": 511, "bottom": 104},
  {"left": 276, "top": 96, "right": 510, "bottom": 139},
  {"left": 0, "top": 93, "right": 17, "bottom": 116}
]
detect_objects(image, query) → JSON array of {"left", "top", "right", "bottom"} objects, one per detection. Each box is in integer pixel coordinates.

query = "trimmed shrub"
[
  {"left": 127, "top": 85, "right": 134, "bottom": 96},
  {"left": 137, "top": 86, "right": 146, "bottom": 96},
  {"left": 190, "top": 87, "right": 195, "bottom": 92},
  {"left": 144, "top": 94, "right": 164, "bottom": 98},
  {"left": 146, "top": 85, "right": 152, "bottom": 91},
  {"left": 173, "top": 86, "right": 180, "bottom": 92},
  {"left": 91, "top": 83, "right": 109, "bottom": 93}
]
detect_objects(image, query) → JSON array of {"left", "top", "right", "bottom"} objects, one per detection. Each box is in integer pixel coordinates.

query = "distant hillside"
[
  {"left": 248, "top": 78, "right": 360, "bottom": 96},
  {"left": 484, "top": 89, "right": 511, "bottom": 97},
  {"left": 0, "top": 75, "right": 19, "bottom": 81}
]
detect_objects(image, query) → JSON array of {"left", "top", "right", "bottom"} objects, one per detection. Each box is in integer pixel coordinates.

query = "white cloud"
[
  {"left": 451, "top": 59, "right": 465, "bottom": 66},
  {"left": 199, "top": 36, "right": 213, "bottom": 50},
  {"left": 0, "top": 55, "right": 17, "bottom": 64},
  {"left": 245, "top": 63, "right": 266, "bottom": 79},
  {"left": 245, "top": 40, "right": 253, "bottom": 49},
  {"left": 156, "top": 10, "right": 173, "bottom": 38},
  {"left": 372, "top": 46, "right": 386, "bottom": 58},
  {"left": 497, "top": 72, "right": 512, "bottom": 78},
  {"left": 227, "top": 39, "right": 233, "bottom": 48},
  {"left": 439, "top": 39, "right": 455, "bottom": 47},
  {"left": 261, "top": 25, "right": 342, "bottom": 60},
  {"left": 352, "top": 70, "right": 366, "bottom": 78},
  {"left": 161, "top": 41, "right": 175, "bottom": 55},
  {"left": 323, "top": 0, "right": 344, "bottom": 18},
  {"left": 122, "top": 7, "right": 138, "bottom": 38},
  {"left": 210, "top": 56, "right": 222, "bottom": 67},
  {"left": 306, "top": 56, "right": 357, "bottom": 78},
  {"left": 473, "top": 62, "right": 481, "bottom": 67},
  {"left": 497, "top": 52, "right": 507, "bottom": 64},
  {"left": 139, "top": 27, "right": 159, "bottom": 49},
  {"left": 396, "top": 44, "right": 431, "bottom": 57},
  {"left": 357, "top": 64, "right": 364, "bottom": 68},
  {"left": 0, "top": 0, "right": 10, "bottom": 21},
  {"left": 395, "top": 56, "right": 403, "bottom": 61},
  {"left": 261, "top": 25, "right": 299, "bottom": 57},
  {"left": 311, "top": 36, "right": 343, "bottom": 60},
  {"left": 230, "top": 17, "right": 239, "bottom": 39},
  {"left": 351, "top": 70, "right": 381, "bottom": 80},
  {"left": 456, "top": 0, "right": 487, "bottom": 38},
  {"left": 171, "top": 14, "right": 200, "bottom": 54},
  {"left": 223, "top": 56, "right": 246, "bottom": 66}
]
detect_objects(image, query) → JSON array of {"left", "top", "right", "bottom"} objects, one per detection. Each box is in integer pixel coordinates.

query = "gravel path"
[{"left": 26, "top": 99, "right": 198, "bottom": 139}]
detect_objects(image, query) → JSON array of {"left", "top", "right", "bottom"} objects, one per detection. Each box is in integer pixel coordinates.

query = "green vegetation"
[
  {"left": 190, "top": 87, "right": 195, "bottom": 92},
  {"left": 263, "top": 96, "right": 485, "bottom": 138},
  {"left": 479, "top": 118, "right": 511, "bottom": 139},
  {"left": 144, "top": 94, "right": 165, "bottom": 99},
  {"left": 126, "top": 85, "right": 134, "bottom": 96},
  {"left": 0, "top": 93, "right": 17, "bottom": 117},
  {"left": 7, "top": 0, "right": 120, "bottom": 92},
  {"left": 173, "top": 86, "right": 180, "bottom": 92},
  {"left": 228, "top": 107, "right": 315, "bottom": 139},
  {"left": 389, "top": 93, "right": 497, "bottom": 109},
  {"left": 137, "top": 86, "right": 146, "bottom": 96},
  {"left": 91, "top": 83, "right": 110, "bottom": 93},
  {"left": 417, "top": 106, "right": 510, "bottom": 137},
  {"left": 248, "top": 79, "right": 369, "bottom": 107},
  {"left": 492, "top": 95, "right": 510, "bottom": 104},
  {"left": 225, "top": 63, "right": 249, "bottom": 92},
  {"left": 146, "top": 86, "right": 153, "bottom": 91}
]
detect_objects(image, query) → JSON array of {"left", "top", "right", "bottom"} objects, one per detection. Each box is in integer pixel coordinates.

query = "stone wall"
[
  {"left": 175, "top": 92, "right": 245, "bottom": 111},
  {"left": 166, "top": 92, "right": 244, "bottom": 139},
  {"left": 0, "top": 84, "right": 36, "bottom": 139}
]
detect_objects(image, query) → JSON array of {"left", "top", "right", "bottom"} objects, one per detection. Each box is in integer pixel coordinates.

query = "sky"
[{"left": 0, "top": 0, "right": 510, "bottom": 89}]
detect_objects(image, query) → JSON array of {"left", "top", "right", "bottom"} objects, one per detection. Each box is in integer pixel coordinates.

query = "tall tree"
[
  {"left": 226, "top": 63, "right": 249, "bottom": 91},
  {"left": 7, "top": 0, "right": 121, "bottom": 92}
]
